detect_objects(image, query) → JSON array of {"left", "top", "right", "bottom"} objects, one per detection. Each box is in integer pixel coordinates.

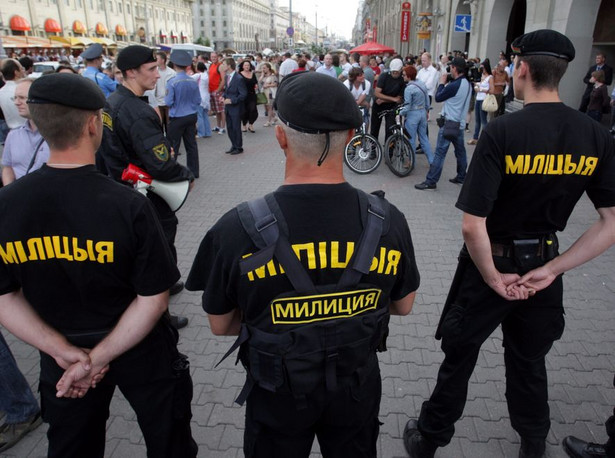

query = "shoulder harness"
[{"left": 218, "top": 189, "right": 392, "bottom": 407}]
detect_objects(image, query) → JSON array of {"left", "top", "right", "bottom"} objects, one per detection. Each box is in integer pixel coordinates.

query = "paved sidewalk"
[{"left": 1, "top": 109, "right": 613, "bottom": 458}]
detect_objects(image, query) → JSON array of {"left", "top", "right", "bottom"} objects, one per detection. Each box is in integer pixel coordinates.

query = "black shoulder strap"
[
  {"left": 336, "top": 191, "right": 388, "bottom": 289},
  {"left": 238, "top": 190, "right": 390, "bottom": 293},
  {"left": 25, "top": 137, "right": 46, "bottom": 175},
  {"left": 238, "top": 194, "right": 316, "bottom": 295}
]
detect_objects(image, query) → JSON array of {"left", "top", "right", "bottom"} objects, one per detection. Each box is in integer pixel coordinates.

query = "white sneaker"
[{"left": 218, "top": 128, "right": 226, "bottom": 135}]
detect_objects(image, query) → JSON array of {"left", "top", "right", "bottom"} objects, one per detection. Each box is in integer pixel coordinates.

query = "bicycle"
[
  {"left": 343, "top": 106, "right": 383, "bottom": 174},
  {"left": 380, "top": 106, "right": 415, "bottom": 177}
]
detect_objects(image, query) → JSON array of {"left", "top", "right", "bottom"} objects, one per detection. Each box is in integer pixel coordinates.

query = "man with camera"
[{"left": 415, "top": 57, "right": 472, "bottom": 190}]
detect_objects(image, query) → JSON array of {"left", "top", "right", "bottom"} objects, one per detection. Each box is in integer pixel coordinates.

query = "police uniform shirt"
[
  {"left": 165, "top": 72, "right": 201, "bottom": 118},
  {"left": 0, "top": 165, "right": 179, "bottom": 331},
  {"left": 83, "top": 66, "right": 118, "bottom": 97},
  {"left": 457, "top": 103, "right": 615, "bottom": 240},
  {"left": 187, "top": 183, "right": 420, "bottom": 322},
  {"left": 100, "top": 85, "right": 194, "bottom": 182}
]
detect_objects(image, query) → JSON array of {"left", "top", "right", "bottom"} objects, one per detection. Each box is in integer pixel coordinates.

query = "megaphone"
[{"left": 122, "top": 164, "right": 190, "bottom": 212}]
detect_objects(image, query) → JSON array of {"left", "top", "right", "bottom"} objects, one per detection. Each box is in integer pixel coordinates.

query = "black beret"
[
  {"left": 511, "top": 29, "right": 575, "bottom": 62},
  {"left": 274, "top": 71, "right": 362, "bottom": 134},
  {"left": 81, "top": 43, "right": 103, "bottom": 60},
  {"left": 169, "top": 50, "right": 192, "bottom": 67},
  {"left": 28, "top": 73, "right": 105, "bottom": 110},
  {"left": 117, "top": 45, "right": 156, "bottom": 71}
]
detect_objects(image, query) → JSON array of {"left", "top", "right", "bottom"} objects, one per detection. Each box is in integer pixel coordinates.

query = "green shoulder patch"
[
  {"left": 152, "top": 143, "right": 169, "bottom": 162},
  {"left": 102, "top": 112, "right": 113, "bottom": 131}
]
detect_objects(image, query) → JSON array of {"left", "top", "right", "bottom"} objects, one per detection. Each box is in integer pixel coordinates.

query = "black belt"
[{"left": 491, "top": 241, "right": 543, "bottom": 258}]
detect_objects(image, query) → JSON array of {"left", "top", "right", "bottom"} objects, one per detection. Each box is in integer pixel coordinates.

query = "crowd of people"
[{"left": 0, "top": 30, "right": 614, "bottom": 458}]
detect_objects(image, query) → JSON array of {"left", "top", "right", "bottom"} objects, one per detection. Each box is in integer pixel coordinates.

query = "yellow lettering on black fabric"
[
  {"left": 152, "top": 144, "right": 169, "bottom": 162},
  {"left": 505, "top": 154, "right": 598, "bottom": 176},
  {"left": 0, "top": 237, "right": 115, "bottom": 265},
  {"left": 243, "top": 241, "right": 402, "bottom": 282},
  {"left": 102, "top": 112, "right": 113, "bottom": 131},
  {"left": 270, "top": 288, "right": 382, "bottom": 325}
]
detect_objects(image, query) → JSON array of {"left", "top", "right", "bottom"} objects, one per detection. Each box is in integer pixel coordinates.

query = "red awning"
[
  {"left": 159, "top": 30, "right": 167, "bottom": 37},
  {"left": 95, "top": 22, "right": 108, "bottom": 35},
  {"left": 115, "top": 24, "right": 127, "bottom": 36},
  {"left": 73, "top": 20, "right": 86, "bottom": 34},
  {"left": 10, "top": 15, "right": 31, "bottom": 32},
  {"left": 44, "top": 18, "right": 62, "bottom": 33},
  {"left": 170, "top": 31, "right": 178, "bottom": 38}
]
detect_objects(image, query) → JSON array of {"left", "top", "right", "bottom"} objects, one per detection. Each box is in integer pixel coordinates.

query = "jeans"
[
  {"left": 0, "top": 332, "right": 39, "bottom": 424},
  {"left": 425, "top": 127, "right": 467, "bottom": 185},
  {"left": 473, "top": 100, "right": 488, "bottom": 140},
  {"left": 196, "top": 106, "right": 212, "bottom": 138},
  {"left": 405, "top": 110, "right": 434, "bottom": 164}
]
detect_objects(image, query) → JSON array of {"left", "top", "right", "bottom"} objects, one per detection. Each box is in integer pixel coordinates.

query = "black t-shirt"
[
  {"left": 376, "top": 72, "right": 405, "bottom": 109},
  {"left": 457, "top": 103, "right": 615, "bottom": 240},
  {"left": 186, "top": 183, "right": 419, "bottom": 322},
  {"left": 0, "top": 165, "right": 179, "bottom": 331}
]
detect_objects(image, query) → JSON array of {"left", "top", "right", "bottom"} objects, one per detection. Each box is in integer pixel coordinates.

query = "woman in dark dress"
[{"left": 239, "top": 60, "right": 258, "bottom": 133}]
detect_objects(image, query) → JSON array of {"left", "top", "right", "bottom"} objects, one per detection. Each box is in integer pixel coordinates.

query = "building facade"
[
  {"left": 358, "top": 0, "right": 615, "bottom": 107},
  {"left": 1, "top": 0, "right": 194, "bottom": 45}
]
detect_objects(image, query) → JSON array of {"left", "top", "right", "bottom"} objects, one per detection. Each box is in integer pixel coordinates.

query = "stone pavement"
[{"left": 1, "top": 108, "right": 613, "bottom": 458}]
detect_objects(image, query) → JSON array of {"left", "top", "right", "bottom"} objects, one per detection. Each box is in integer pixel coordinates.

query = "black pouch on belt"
[{"left": 512, "top": 238, "right": 543, "bottom": 271}]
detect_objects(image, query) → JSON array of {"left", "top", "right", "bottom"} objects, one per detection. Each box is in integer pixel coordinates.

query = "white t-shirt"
[
  {"left": 343, "top": 79, "right": 371, "bottom": 102},
  {"left": 475, "top": 75, "right": 491, "bottom": 101},
  {"left": 192, "top": 72, "right": 210, "bottom": 110},
  {"left": 154, "top": 66, "right": 176, "bottom": 106},
  {"left": 417, "top": 65, "right": 439, "bottom": 98}
]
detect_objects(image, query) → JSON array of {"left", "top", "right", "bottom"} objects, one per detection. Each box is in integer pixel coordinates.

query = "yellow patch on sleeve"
[
  {"left": 152, "top": 144, "right": 169, "bottom": 162},
  {"left": 102, "top": 112, "right": 113, "bottom": 131}
]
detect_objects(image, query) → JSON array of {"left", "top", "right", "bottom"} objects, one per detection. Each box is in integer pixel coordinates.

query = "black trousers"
[
  {"left": 370, "top": 103, "right": 397, "bottom": 141},
  {"left": 39, "top": 320, "right": 197, "bottom": 458},
  {"left": 148, "top": 193, "right": 178, "bottom": 263},
  {"left": 418, "top": 253, "right": 565, "bottom": 447},
  {"left": 168, "top": 113, "right": 199, "bottom": 178},
  {"left": 606, "top": 374, "right": 615, "bottom": 457},
  {"left": 244, "top": 356, "right": 381, "bottom": 458},
  {"left": 226, "top": 108, "right": 243, "bottom": 150}
]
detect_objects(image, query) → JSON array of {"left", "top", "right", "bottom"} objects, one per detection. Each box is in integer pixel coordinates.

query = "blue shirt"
[
  {"left": 435, "top": 77, "right": 472, "bottom": 128},
  {"left": 1, "top": 121, "right": 49, "bottom": 179},
  {"left": 400, "top": 80, "right": 429, "bottom": 116},
  {"left": 82, "top": 66, "right": 118, "bottom": 97},
  {"left": 165, "top": 71, "right": 201, "bottom": 118}
]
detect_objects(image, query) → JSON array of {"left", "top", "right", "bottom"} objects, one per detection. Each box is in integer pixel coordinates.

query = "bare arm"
[
  {"left": 2, "top": 166, "right": 16, "bottom": 186},
  {"left": 389, "top": 291, "right": 416, "bottom": 316},
  {"left": 517, "top": 206, "right": 615, "bottom": 291},
  {"left": 462, "top": 213, "right": 527, "bottom": 300},
  {"left": 0, "top": 290, "right": 91, "bottom": 372},
  {"left": 208, "top": 308, "right": 242, "bottom": 336}
]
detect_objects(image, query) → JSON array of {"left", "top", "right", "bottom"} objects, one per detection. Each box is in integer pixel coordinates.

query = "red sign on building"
[{"left": 400, "top": 2, "right": 411, "bottom": 43}]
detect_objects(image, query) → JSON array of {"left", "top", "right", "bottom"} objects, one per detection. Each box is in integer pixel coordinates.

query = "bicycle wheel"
[
  {"left": 344, "top": 134, "right": 383, "bottom": 174},
  {"left": 384, "top": 133, "right": 415, "bottom": 177}
]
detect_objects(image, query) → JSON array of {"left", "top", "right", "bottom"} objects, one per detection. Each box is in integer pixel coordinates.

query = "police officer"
[
  {"left": 81, "top": 43, "right": 117, "bottom": 97},
  {"left": 165, "top": 50, "right": 201, "bottom": 178},
  {"left": 186, "top": 71, "right": 420, "bottom": 458},
  {"left": 403, "top": 30, "right": 615, "bottom": 458},
  {"left": 98, "top": 45, "right": 194, "bottom": 321},
  {"left": 0, "top": 73, "right": 197, "bottom": 458}
]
